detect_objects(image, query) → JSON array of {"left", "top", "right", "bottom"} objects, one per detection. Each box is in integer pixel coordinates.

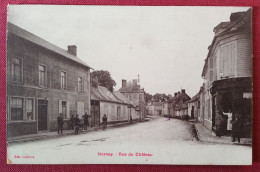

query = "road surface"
[{"left": 7, "top": 117, "right": 252, "bottom": 165}]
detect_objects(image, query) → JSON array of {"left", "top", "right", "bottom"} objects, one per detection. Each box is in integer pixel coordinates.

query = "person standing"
[
  {"left": 102, "top": 114, "right": 107, "bottom": 130},
  {"left": 68, "top": 114, "right": 75, "bottom": 130},
  {"left": 215, "top": 112, "right": 223, "bottom": 138},
  {"left": 57, "top": 113, "right": 64, "bottom": 134},
  {"left": 231, "top": 113, "right": 243, "bottom": 143},
  {"left": 82, "top": 112, "right": 90, "bottom": 131},
  {"left": 74, "top": 114, "right": 80, "bottom": 134},
  {"left": 223, "top": 109, "right": 232, "bottom": 133}
]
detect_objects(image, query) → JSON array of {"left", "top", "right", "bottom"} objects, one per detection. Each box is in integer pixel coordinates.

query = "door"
[
  {"left": 191, "top": 106, "right": 194, "bottom": 119},
  {"left": 38, "top": 99, "right": 48, "bottom": 131}
]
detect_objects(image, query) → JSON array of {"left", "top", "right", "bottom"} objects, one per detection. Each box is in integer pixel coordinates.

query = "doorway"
[{"left": 38, "top": 99, "right": 48, "bottom": 131}]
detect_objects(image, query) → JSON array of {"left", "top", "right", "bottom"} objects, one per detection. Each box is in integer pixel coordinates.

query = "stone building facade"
[
  {"left": 118, "top": 79, "right": 146, "bottom": 121},
  {"left": 7, "top": 23, "right": 91, "bottom": 137},
  {"left": 201, "top": 9, "right": 252, "bottom": 137}
]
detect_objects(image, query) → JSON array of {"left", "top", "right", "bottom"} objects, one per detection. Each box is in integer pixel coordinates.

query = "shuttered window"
[{"left": 220, "top": 42, "right": 236, "bottom": 78}]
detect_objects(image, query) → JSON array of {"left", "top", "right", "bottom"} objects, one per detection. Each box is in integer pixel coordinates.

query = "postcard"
[{"left": 6, "top": 5, "right": 252, "bottom": 165}]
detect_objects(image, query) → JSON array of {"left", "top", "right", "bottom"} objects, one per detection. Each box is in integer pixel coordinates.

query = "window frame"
[
  {"left": 39, "top": 64, "right": 47, "bottom": 87},
  {"left": 9, "top": 97, "right": 24, "bottom": 122},
  {"left": 60, "top": 71, "right": 67, "bottom": 90},
  {"left": 11, "top": 56, "right": 23, "bottom": 83},
  {"left": 26, "top": 98, "right": 35, "bottom": 121},
  {"left": 78, "top": 76, "right": 83, "bottom": 93}
]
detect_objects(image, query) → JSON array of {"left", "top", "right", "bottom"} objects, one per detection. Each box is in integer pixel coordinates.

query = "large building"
[
  {"left": 118, "top": 79, "right": 146, "bottom": 121},
  {"left": 201, "top": 9, "right": 252, "bottom": 137},
  {"left": 7, "top": 23, "right": 91, "bottom": 137}
]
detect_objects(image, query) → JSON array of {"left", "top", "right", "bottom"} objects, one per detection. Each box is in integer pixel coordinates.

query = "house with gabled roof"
[{"left": 7, "top": 22, "right": 91, "bottom": 137}]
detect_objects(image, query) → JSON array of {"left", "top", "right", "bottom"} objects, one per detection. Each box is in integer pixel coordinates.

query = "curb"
[
  {"left": 7, "top": 119, "right": 149, "bottom": 145},
  {"left": 193, "top": 123, "right": 252, "bottom": 146}
]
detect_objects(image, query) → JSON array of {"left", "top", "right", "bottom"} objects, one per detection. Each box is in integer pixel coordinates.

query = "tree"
[{"left": 91, "top": 70, "right": 116, "bottom": 92}]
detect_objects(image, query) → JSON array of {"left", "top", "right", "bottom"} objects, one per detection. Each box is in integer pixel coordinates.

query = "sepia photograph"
[{"left": 6, "top": 5, "right": 252, "bottom": 165}]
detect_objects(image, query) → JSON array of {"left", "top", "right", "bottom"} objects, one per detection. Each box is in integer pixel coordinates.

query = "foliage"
[{"left": 91, "top": 70, "right": 116, "bottom": 92}]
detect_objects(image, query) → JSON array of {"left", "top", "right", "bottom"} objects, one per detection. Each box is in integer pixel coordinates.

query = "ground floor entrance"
[
  {"left": 211, "top": 77, "right": 252, "bottom": 138},
  {"left": 38, "top": 99, "right": 48, "bottom": 131},
  {"left": 91, "top": 100, "right": 100, "bottom": 127}
]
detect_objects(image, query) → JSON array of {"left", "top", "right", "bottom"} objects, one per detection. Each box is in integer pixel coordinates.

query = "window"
[
  {"left": 78, "top": 77, "right": 83, "bottom": 93},
  {"left": 39, "top": 65, "right": 46, "bottom": 86},
  {"left": 61, "top": 71, "right": 66, "bottom": 90},
  {"left": 117, "top": 106, "right": 121, "bottom": 118},
  {"left": 62, "top": 101, "right": 67, "bottom": 118},
  {"left": 26, "top": 99, "right": 34, "bottom": 120},
  {"left": 220, "top": 42, "right": 236, "bottom": 78},
  {"left": 11, "top": 57, "right": 22, "bottom": 82},
  {"left": 10, "top": 98, "right": 23, "bottom": 121}
]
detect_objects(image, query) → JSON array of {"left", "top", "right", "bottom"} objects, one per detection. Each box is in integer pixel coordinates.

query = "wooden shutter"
[
  {"left": 58, "top": 100, "right": 62, "bottom": 115},
  {"left": 66, "top": 101, "right": 70, "bottom": 119}
]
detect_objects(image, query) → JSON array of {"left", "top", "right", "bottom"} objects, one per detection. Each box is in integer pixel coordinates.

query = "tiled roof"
[
  {"left": 8, "top": 22, "right": 92, "bottom": 69},
  {"left": 187, "top": 93, "right": 200, "bottom": 103},
  {"left": 91, "top": 86, "right": 133, "bottom": 106}
]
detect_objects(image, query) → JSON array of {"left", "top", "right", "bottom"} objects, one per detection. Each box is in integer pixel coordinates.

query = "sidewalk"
[
  {"left": 7, "top": 119, "right": 147, "bottom": 145},
  {"left": 194, "top": 122, "right": 252, "bottom": 146}
]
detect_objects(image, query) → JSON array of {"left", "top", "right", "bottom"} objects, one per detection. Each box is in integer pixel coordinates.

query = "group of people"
[
  {"left": 215, "top": 109, "right": 243, "bottom": 143},
  {"left": 57, "top": 113, "right": 108, "bottom": 135}
]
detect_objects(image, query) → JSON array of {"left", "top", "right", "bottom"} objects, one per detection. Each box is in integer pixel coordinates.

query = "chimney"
[
  {"left": 122, "top": 79, "right": 127, "bottom": 88},
  {"left": 177, "top": 92, "right": 180, "bottom": 95},
  {"left": 181, "top": 89, "right": 185, "bottom": 93},
  {"left": 174, "top": 93, "right": 177, "bottom": 97},
  {"left": 68, "top": 45, "right": 77, "bottom": 56}
]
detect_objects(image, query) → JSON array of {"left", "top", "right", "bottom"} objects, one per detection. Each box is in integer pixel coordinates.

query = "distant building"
[
  {"left": 187, "top": 90, "right": 202, "bottom": 121},
  {"left": 90, "top": 85, "right": 137, "bottom": 126},
  {"left": 175, "top": 102, "right": 188, "bottom": 119},
  {"left": 146, "top": 102, "right": 163, "bottom": 116},
  {"left": 162, "top": 102, "right": 169, "bottom": 117},
  {"left": 201, "top": 9, "right": 252, "bottom": 137},
  {"left": 7, "top": 23, "right": 91, "bottom": 137},
  {"left": 168, "top": 89, "right": 190, "bottom": 118},
  {"left": 118, "top": 79, "right": 146, "bottom": 121}
]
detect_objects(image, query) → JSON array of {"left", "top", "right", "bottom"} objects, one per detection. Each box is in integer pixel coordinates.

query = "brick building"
[{"left": 7, "top": 23, "right": 91, "bottom": 137}]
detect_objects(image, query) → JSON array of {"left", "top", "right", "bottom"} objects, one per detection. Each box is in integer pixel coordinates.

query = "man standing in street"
[
  {"left": 57, "top": 113, "right": 64, "bottom": 134},
  {"left": 74, "top": 114, "right": 80, "bottom": 135},
  {"left": 82, "top": 112, "right": 90, "bottom": 131},
  {"left": 215, "top": 112, "right": 223, "bottom": 138},
  {"left": 68, "top": 114, "right": 75, "bottom": 130},
  {"left": 231, "top": 113, "right": 243, "bottom": 143},
  {"left": 102, "top": 114, "right": 107, "bottom": 130}
]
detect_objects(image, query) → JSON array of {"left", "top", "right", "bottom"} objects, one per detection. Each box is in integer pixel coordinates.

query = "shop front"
[{"left": 211, "top": 77, "right": 252, "bottom": 138}]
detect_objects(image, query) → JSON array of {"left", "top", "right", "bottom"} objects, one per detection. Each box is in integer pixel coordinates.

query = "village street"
[{"left": 7, "top": 117, "right": 251, "bottom": 165}]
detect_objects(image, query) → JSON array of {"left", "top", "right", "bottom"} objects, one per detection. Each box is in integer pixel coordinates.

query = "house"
[
  {"left": 7, "top": 23, "right": 91, "bottom": 137},
  {"left": 187, "top": 91, "right": 201, "bottom": 121},
  {"left": 175, "top": 102, "right": 188, "bottom": 119},
  {"left": 90, "top": 85, "right": 136, "bottom": 126},
  {"left": 118, "top": 79, "right": 146, "bottom": 121},
  {"left": 162, "top": 102, "right": 169, "bottom": 117},
  {"left": 201, "top": 9, "right": 252, "bottom": 137},
  {"left": 146, "top": 102, "right": 163, "bottom": 116},
  {"left": 168, "top": 89, "right": 190, "bottom": 118}
]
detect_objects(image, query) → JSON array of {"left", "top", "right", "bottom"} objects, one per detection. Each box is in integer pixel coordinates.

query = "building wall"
[
  {"left": 162, "top": 103, "right": 168, "bottom": 116},
  {"left": 121, "top": 91, "right": 146, "bottom": 120},
  {"left": 99, "top": 102, "right": 129, "bottom": 123},
  {"left": 7, "top": 33, "right": 91, "bottom": 137}
]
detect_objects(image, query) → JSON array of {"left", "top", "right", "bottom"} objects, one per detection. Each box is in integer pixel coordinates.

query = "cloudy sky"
[{"left": 7, "top": 5, "right": 249, "bottom": 97}]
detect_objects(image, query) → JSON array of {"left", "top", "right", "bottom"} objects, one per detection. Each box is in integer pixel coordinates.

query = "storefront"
[{"left": 211, "top": 77, "right": 252, "bottom": 138}]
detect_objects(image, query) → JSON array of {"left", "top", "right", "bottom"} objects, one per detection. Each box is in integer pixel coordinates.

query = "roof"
[
  {"left": 152, "top": 102, "right": 164, "bottom": 106},
  {"left": 91, "top": 86, "right": 133, "bottom": 106},
  {"left": 175, "top": 102, "right": 188, "bottom": 110},
  {"left": 7, "top": 22, "right": 92, "bottom": 69},
  {"left": 202, "top": 8, "right": 252, "bottom": 77},
  {"left": 187, "top": 92, "right": 200, "bottom": 103}
]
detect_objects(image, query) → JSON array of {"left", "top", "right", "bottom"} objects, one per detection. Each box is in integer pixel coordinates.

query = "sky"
[{"left": 7, "top": 5, "right": 250, "bottom": 97}]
